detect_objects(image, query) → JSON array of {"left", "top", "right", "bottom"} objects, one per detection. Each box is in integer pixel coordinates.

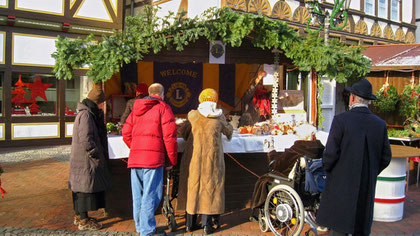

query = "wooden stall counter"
[{"left": 105, "top": 132, "right": 329, "bottom": 217}]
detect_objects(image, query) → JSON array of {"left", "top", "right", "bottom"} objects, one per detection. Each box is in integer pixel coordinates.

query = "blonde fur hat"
[{"left": 198, "top": 88, "right": 218, "bottom": 103}]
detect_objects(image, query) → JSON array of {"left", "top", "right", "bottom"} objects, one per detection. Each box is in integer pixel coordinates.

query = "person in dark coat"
[
  {"left": 316, "top": 78, "right": 392, "bottom": 236},
  {"left": 120, "top": 83, "right": 148, "bottom": 125},
  {"left": 69, "top": 88, "right": 112, "bottom": 231},
  {"left": 238, "top": 70, "right": 271, "bottom": 127}
]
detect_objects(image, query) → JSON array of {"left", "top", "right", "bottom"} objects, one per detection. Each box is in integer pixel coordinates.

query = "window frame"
[
  {"left": 10, "top": 72, "right": 59, "bottom": 117},
  {"left": 390, "top": 0, "right": 399, "bottom": 22},
  {"left": 0, "top": 71, "right": 4, "bottom": 117},
  {"left": 378, "top": 0, "right": 388, "bottom": 18},
  {"left": 364, "top": 0, "right": 375, "bottom": 15}
]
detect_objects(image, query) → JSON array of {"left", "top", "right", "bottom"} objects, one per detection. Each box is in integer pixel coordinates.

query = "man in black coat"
[{"left": 316, "top": 78, "right": 392, "bottom": 236}]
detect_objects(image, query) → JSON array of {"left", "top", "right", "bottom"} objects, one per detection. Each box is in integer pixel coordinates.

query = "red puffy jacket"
[{"left": 122, "top": 96, "right": 177, "bottom": 168}]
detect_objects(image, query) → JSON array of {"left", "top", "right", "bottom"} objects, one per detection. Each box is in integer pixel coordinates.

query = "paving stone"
[{"left": 1, "top": 149, "right": 420, "bottom": 236}]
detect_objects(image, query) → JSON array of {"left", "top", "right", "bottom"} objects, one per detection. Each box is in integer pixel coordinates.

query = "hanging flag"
[
  {"left": 129, "top": 62, "right": 252, "bottom": 114},
  {"left": 154, "top": 62, "right": 203, "bottom": 114}
]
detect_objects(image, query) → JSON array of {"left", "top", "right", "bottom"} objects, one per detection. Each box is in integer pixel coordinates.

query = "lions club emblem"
[{"left": 166, "top": 82, "right": 191, "bottom": 108}]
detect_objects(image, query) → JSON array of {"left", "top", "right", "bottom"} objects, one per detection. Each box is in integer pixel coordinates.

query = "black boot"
[
  {"left": 186, "top": 213, "right": 200, "bottom": 232},
  {"left": 203, "top": 225, "right": 215, "bottom": 235}
]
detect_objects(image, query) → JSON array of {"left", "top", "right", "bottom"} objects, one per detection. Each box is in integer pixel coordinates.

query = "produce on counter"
[{"left": 238, "top": 120, "right": 312, "bottom": 135}]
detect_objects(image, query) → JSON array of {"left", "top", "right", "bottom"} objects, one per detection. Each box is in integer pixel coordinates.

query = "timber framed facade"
[
  {"left": 0, "top": 0, "right": 123, "bottom": 147},
  {"left": 131, "top": 0, "right": 416, "bottom": 45}
]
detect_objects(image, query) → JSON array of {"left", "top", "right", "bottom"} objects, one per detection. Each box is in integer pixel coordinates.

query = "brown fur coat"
[
  {"left": 176, "top": 120, "right": 193, "bottom": 211},
  {"left": 185, "top": 110, "right": 233, "bottom": 215}
]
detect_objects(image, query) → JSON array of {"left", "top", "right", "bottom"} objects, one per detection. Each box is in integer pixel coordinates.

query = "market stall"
[
  {"left": 49, "top": 6, "right": 373, "bottom": 220},
  {"left": 105, "top": 127, "right": 328, "bottom": 217}
]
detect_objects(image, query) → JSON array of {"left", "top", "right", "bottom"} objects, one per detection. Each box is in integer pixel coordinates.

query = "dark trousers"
[
  {"left": 186, "top": 213, "right": 220, "bottom": 227},
  {"left": 329, "top": 229, "right": 349, "bottom": 236},
  {"left": 186, "top": 213, "right": 198, "bottom": 228}
]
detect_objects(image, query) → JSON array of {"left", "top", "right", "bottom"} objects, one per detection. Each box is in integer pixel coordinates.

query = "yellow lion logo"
[{"left": 166, "top": 82, "right": 191, "bottom": 108}]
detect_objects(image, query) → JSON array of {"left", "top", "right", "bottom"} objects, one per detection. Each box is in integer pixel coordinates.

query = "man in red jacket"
[{"left": 122, "top": 83, "right": 177, "bottom": 235}]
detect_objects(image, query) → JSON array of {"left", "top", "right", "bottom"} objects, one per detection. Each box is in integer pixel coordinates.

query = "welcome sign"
[{"left": 154, "top": 62, "right": 203, "bottom": 114}]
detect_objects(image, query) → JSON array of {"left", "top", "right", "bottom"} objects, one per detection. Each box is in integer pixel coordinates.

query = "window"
[
  {"left": 65, "top": 76, "right": 81, "bottom": 116},
  {"left": 11, "top": 73, "right": 57, "bottom": 116},
  {"left": 390, "top": 0, "right": 399, "bottom": 21},
  {"left": 0, "top": 72, "right": 3, "bottom": 116},
  {"left": 378, "top": 0, "right": 387, "bottom": 18},
  {"left": 365, "top": 0, "right": 374, "bottom": 15}
]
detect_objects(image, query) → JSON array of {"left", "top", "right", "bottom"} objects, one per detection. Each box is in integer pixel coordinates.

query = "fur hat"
[
  {"left": 199, "top": 88, "right": 218, "bottom": 103},
  {"left": 136, "top": 83, "right": 149, "bottom": 95},
  {"left": 87, "top": 88, "right": 105, "bottom": 104}
]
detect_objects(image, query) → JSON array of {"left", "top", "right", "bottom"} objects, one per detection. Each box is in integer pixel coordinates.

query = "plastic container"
[{"left": 373, "top": 158, "right": 406, "bottom": 222}]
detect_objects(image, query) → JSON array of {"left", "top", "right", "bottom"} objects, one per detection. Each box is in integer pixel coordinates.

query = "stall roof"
[{"left": 362, "top": 44, "right": 420, "bottom": 71}]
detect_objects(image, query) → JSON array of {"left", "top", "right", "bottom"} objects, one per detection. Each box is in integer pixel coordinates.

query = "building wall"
[
  {"left": 0, "top": 0, "right": 123, "bottom": 147},
  {"left": 150, "top": 0, "right": 416, "bottom": 44}
]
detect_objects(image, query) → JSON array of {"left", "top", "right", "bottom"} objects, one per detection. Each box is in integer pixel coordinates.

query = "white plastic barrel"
[{"left": 373, "top": 158, "right": 406, "bottom": 222}]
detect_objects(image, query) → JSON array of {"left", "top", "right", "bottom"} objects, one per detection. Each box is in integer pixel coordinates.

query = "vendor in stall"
[
  {"left": 238, "top": 70, "right": 271, "bottom": 127},
  {"left": 120, "top": 83, "right": 148, "bottom": 125}
]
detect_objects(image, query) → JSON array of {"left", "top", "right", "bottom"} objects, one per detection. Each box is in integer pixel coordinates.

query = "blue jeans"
[{"left": 131, "top": 167, "right": 163, "bottom": 235}]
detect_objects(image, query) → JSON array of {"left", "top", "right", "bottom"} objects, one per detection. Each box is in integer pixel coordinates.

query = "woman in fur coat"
[{"left": 185, "top": 88, "right": 233, "bottom": 234}]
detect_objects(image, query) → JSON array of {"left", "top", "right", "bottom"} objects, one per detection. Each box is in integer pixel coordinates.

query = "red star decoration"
[{"left": 26, "top": 76, "right": 53, "bottom": 102}]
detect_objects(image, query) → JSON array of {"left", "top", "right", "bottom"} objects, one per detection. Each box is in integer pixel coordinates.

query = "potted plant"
[
  {"left": 373, "top": 84, "right": 399, "bottom": 114},
  {"left": 399, "top": 84, "right": 420, "bottom": 120},
  {"left": 106, "top": 122, "right": 121, "bottom": 135}
]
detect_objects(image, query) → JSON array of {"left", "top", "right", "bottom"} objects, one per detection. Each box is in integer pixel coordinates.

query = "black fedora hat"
[{"left": 345, "top": 78, "right": 377, "bottom": 100}]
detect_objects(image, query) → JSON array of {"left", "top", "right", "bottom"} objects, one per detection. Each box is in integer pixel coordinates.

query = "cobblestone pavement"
[
  {"left": 1, "top": 146, "right": 420, "bottom": 236},
  {"left": 0, "top": 145, "right": 71, "bottom": 164},
  {"left": 0, "top": 227, "right": 139, "bottom": 236}
]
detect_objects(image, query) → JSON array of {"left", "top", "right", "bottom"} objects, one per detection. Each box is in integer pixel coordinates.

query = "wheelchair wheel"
[
  {"left": 264, "top": 185, "right": 305, "bottom": 236},
  {"left": 305, "top": 228, "right": 318, "bottom": 236},
  {"left": 258, "top": 209, "right": 269, "bottom": 232}
]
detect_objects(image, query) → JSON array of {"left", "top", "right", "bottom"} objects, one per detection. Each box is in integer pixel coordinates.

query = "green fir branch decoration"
[
  {"left": 317, "top": 75, "right": 325, "bottom": 128},
  {"left": 285, "top": 34, "right": 371, "bottom": 83},
  {"left": 52, "top": 6, "right": 371, "bottom": 84}
]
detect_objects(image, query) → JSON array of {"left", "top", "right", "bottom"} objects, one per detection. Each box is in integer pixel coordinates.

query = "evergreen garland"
[
  {"left": 52, "top": 6, "right": 371, "bottom": 84},
  {"left": 317, "top": 75, "right": 325, "bottom": 128}
]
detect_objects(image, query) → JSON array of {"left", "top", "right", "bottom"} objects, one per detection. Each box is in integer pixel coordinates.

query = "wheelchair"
[
  {"left": 256, "top": 155, "right": 324, "bottom": 236},
  {"left": 161, "top": 167, "right": 179, "bottom": 232}
]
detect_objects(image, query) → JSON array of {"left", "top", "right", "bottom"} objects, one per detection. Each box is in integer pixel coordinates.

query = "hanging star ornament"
[{"left": 26, "top": 76, "right": 53, "bottom": 102}]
